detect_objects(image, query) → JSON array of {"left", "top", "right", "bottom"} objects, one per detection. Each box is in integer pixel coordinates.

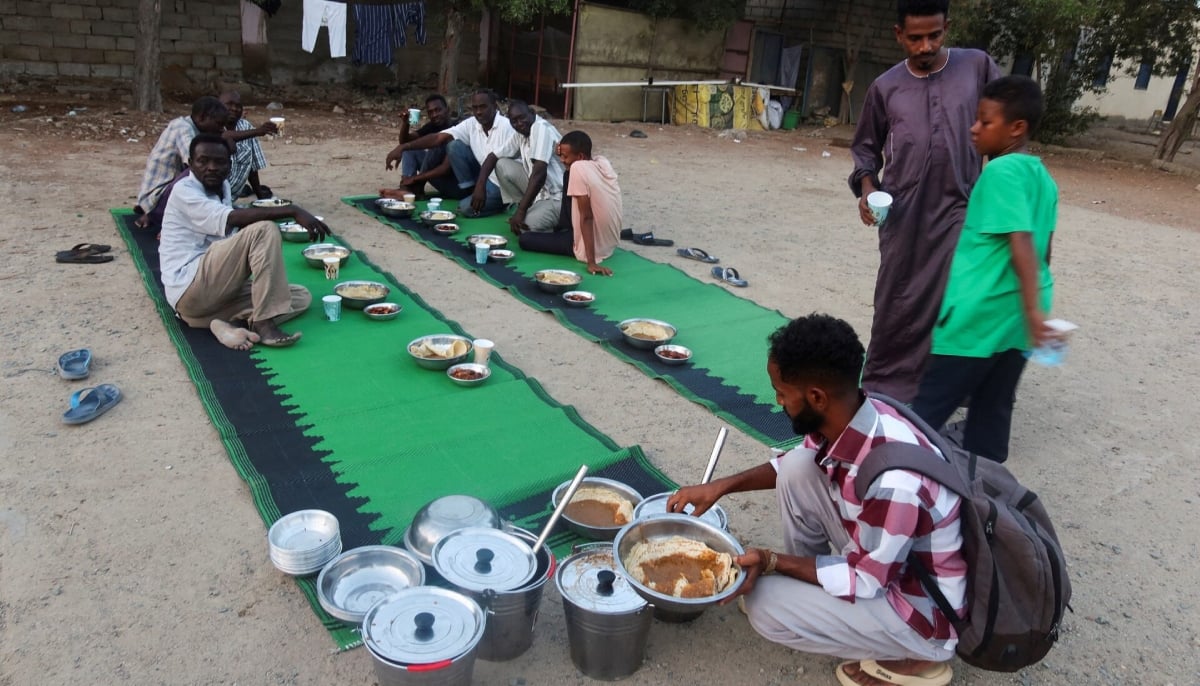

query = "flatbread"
[
  {"left": 626, "top": 535, "right": 737, "bottom": 598},
  {"left": 409, "top": 338, "right": 469, "bottom": 359},
  {"left": 622, "top": 321, "right": 671, "bottom": 341}
]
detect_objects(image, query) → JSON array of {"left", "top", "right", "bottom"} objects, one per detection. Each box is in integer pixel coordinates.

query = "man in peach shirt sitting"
[{"left": 518, "top": 131, "right": 622, "bottom": 276}]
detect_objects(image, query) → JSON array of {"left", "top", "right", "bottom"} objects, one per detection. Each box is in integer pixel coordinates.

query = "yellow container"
[{"left": 673, "top": 84, "right": 764, "bottom": 130}]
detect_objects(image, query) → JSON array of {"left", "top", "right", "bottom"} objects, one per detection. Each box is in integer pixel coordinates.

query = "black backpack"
[{"left": 856, "top": 394, "right": 1071, "bottom": 672}]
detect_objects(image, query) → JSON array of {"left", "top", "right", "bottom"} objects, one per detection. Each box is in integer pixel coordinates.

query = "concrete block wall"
[
  {"left": 0, "top": 0, "right": 242, "bottom": 82},
  {"left": 743, "top": 0, "right": 901, "bottom": 65}
]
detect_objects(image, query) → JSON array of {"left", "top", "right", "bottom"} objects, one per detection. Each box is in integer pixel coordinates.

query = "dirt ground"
[{"left": 2, "top": 94, "right": 1199, "bottom": 686}]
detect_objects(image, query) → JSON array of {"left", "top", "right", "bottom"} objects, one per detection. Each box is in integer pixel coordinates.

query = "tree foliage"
[
  {"left": 955, "top": 0, "right": 1200, "bottom": 143},
  {"left": 626, "top": 0, "right": 744, "bottom": 29}
]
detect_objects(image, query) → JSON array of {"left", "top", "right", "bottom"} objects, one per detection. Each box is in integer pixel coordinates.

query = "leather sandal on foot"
[{"left": 259, "top": 331, "right": 302, "bottom": 348}]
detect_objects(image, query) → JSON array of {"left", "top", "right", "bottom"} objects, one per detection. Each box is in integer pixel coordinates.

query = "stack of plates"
[{"left": 268, "top": 509, "right": 342, "bottom": 576}]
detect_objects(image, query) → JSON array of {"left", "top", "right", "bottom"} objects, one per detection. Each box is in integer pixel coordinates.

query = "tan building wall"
[
  {"left": 571, "top": 3, "right": 727, "bottom": 121},
  {"left": 1076, "top": 52, "right": 1199, "bottom": 125}
]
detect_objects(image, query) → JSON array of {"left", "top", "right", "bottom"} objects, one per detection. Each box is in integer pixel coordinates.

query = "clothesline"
[{"left": 299, "top": 0, "right": 428, "bottom": 65}]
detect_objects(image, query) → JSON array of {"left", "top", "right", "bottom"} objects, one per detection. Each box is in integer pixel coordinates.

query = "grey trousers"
[
  {"left": 495, "top": 157, "right": 561, "bottom": 232},
  {"left": 742, "top": 450, "right": 956, "bottom": 662}
]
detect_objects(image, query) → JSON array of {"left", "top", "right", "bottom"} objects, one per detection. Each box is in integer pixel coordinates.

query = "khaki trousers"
[
  {"left": 495, "top": 157, "right": 561, "bottom": 232},
  {"left": 175, "top": 221, "right": 311, "bottom": 328}
]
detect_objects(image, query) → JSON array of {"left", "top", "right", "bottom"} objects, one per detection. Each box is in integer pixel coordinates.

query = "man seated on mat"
[
  {"left": 135, "top": 96, "right": 229, "bottom": 228},
  {"left": 519, "top": 131, "right": 621, "bottom": 277},
  {"left": 668, "top": 314, "right": 965, "bottom": 686},
  {"left": 219, "top": 90, "right": 276, "bottom": 200},
  {"left": 385, "top": 89, "right": 517, "bottom": 218},
  {"left": 491, "top": 99, "right": 565, "bottom": 235},
  {"left": 160, "top": 133, "right": 330, "bottom": 350},
  {"left": 381, "top": 93, "right": 459, "bottom": 201}
]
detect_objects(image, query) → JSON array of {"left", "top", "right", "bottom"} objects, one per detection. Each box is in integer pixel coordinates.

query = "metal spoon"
[
  {"left": 700, "top": 426, "right": 728, "bottom": 485},
  {"left": 534, "top": 464, "right": 588, "bottom": 552}
]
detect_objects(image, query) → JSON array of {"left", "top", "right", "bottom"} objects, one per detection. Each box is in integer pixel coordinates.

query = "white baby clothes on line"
[{"left": 302, "top": 0, "right": 347, "bottom": 58}]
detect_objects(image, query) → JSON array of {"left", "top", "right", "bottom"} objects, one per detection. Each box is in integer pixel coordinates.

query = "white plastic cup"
[
  {"left": 427, "top": 197, "right": 442, "bottom": 212},
  {"left": 402, "top": 193, "right": 416, "bottom": 204},
  {"left": 474, "top": 241, "right": 490, "bottom": 265},
  {"left": 322, "top": 295, "right": 342, "bottom": 321},
  {"left": 867, "top": 191, "right": 893, "bottom": 226},
  {"left": 1028, "top": 319, "right": 1078, "bottom": 367},
  {"left": 323, "top": 256, "right": 340, "bottom": 280},
  {"left": 472, "top": 339, "right": 494, "bottom": 366},
  {"left": 269, "top": 116, "right": 285, "bottom": 135},
  {"left": 408, "top": 108, "right": 421, "bottom": 126}
]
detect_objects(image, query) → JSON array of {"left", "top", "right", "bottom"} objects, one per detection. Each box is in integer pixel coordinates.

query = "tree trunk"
[
  {"left": 133, "top": 0, "right": 162, "bottom": 112},
  {"left": 438, "top": 5, "right": 465, "bottom": 110},
  {"left": 1154, "top": 70, "right": 1200, "bottom": 163}
]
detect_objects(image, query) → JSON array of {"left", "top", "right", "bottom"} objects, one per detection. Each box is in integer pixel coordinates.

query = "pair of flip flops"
[
  {"left": 711, "top": 266, "right": 749, "bottom": 287},
  {"left": 57, "top": 348, "right": 93, "bottom": 380},
  {"left": 619, "top": 229, "right": 674, "bottom": 247},
  {"left": 677, "top": 247, "right": 719, "bottom": 264},
  {"left": 56, "top": 243, "right": 113, "bottom": 264},
  {"left": 63, "top": 384, "right": 123, "bottom": 425}
]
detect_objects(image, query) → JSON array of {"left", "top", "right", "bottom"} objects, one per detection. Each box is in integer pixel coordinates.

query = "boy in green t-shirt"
[{"left": 911, "top": 75, "right": 1058, "bottom": 463}]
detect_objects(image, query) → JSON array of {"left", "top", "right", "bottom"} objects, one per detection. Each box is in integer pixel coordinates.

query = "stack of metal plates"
[{"left": 267, "top": 509, "right": 342, "bottom": 576}]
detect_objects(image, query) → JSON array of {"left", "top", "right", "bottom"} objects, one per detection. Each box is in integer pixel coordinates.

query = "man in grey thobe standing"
[{"left": 849, "top": 0, "right": 1000, "bottom": 403}]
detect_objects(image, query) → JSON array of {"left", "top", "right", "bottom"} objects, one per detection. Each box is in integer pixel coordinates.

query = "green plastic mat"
[
  {"left": 112, "top": 209, "right": 674, "bottom": 649},
  {"left": 345, "top": 195, "right": 801, "bottom": 449}
]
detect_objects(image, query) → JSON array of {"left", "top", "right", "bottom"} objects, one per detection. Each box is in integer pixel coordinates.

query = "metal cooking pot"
[
  {"left": 556, "top": 542, "right": 652, "bottom": 680},
  {"left": 362, "top": 586, "right": 485, "bottom": 686}
]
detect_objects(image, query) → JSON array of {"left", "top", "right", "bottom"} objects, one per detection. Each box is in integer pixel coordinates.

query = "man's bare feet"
[
  {"left": 249, "top": 318, "right": 301, "bottom": 348},
  {"left": 210, "top": 319, "right": 261, "bottom": 351},
  {"left": 836, "top": 659, "right": 951, "bottom": 686}
]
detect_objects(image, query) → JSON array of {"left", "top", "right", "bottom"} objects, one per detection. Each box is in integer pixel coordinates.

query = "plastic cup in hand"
[
  {"left": 472, "top": 339, "right": 494, "bottom": 366},
  {"left": 474, "top": 241, "right": 490, "bottom": 265},
  {"left": 1028, "top": 319, "right": 1078, "bottom": 367},
  {"left": 408, "top": 108, "right": 421, "bottom": 126},
  {"left": 323, "top": 256, "right": 340, "bottom": 280},
  {"left": 322, "top": 295, "right": 342, "bottom": 321},
  {"left": 867, "top": 191, "right": 893, "bottom": 226},
  {"left": 269, "top": 117, "right": 285, "bottom": 135}
]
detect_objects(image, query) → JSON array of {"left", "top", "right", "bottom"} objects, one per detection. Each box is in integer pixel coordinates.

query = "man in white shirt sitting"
[
  {"left": 160, "top": 134, "right": 330, "bottom": 350},
  {"left": 387, "top": 89, "right": 517, "bottom": 218},
  {"left": 496, "top": 100, "right": 565, "bottom": 234}
]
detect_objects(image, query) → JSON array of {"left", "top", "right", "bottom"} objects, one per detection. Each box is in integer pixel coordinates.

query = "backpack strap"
[{"left": 854, "top": 441, "right": 970, "bottom": 502}]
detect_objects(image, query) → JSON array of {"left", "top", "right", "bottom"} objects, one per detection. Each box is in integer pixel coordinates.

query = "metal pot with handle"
[{"left": 361, "top": 586, "right": 486, "bottom": 686}]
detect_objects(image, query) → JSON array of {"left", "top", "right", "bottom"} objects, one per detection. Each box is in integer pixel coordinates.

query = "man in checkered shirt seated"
[{"left": 669, "top": 313, "right": 967, "bottom": 686}]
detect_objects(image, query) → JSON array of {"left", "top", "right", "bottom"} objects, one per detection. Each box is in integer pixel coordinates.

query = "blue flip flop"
[
  {"left": 57, "top": 348, "right": 92, "bottom": 380},
  {"left": 677, "top": 247, "right": 720, "bottom": 264},
  {"left": 62, "top": 384, "right": 122, "bottom": 425},
  {"left": 711, "top": 266, "right": 749, "bottom": 287}
]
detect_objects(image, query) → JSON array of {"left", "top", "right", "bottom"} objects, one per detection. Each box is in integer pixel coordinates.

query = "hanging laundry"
[
  {"left": 352, "top": 4, "right": 405, "bottom": 65},
  {"left": 399, "top": 1, "right": 427, "bottom": 46},
  {"left": 245, "top": 0, "right": 282, "bottom": 17},
  {"left": 302, "top": 0, "right": 348, "bottom": 58}
]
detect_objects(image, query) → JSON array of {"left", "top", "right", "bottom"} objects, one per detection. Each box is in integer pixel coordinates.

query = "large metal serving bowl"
[
  {"left": 402, "top": 495, "right": 502, "bottom": 566},
  {"left": 334, "top": 281, "right": 390, "bottom": 310},
  {"left": 406, "top": 334, "right": 474, "bottom": 370},
  {"left": 278, "top": 221, "right": 312, "bottom": 243},
  {"left": 612, "top": 513, "right": 745, "bottom": 621},
  {"left": 301, "top": 243, "right": 351, "bottom": 269},
  {"left": 421, "top": 210, "right": 458, "bottom": 225},
  {"left": 534, "top": 269, "right": 583, "bottom": 294},
  {"left": 551, "top": 477, "right": 643, "bottom": 541},
  {"left": 316, "top": 545, "right": 426, "bottom": 625},
  {"left": 466, "top": 234, "right": 508, "bottom": 251},
  {"left": 632, "top": 492, "right": 728, "bottom": 531},
  {"left": 617, "top": 318, "right": 677, "bottom": 350},
  {"left": 377, "top": 199, "right": 416, "bottom": 219}
]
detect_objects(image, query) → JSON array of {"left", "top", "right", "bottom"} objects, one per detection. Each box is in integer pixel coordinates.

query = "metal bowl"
[
  {"left": 561, "top": 290, "right": 594, "bottom": 308},
  {"left": 402, "top": 495, "right": 502, "bottom": 566},
  {"left": 378, "top": 200, "right": 416, "bottom": 219},
  {"left": 278, "top": 221, "right": 311, "bottom": 243},
  {"left": 268, "top": 509, "right": 340, "bottom": 551},
  {"left": 334, "top": 281, "right": 390, "bottom": 310},
  {"left": 434, "top": 223, "right": 459, "bottom": 235},
  {"left": 316, "top": 545, "right": 426, "bottom": 625},
  {"left": 534, "top": 269, "right": 583, "bottom": 294},
  {"left": 466, "top": 234, "right": 508, "bottom": 251},
  {"left": 363, "top": 302, "right": 402, "bottom": 321},
  {"left": 551, "top": 477, "right": 643, "bottom": 541},
  {"left": 446, "top": 362, "right": 491, "bottom": 387},
  {"left": 488, "top": 249, "right": 514, "bottom": 263},
  {"left": 302, "top": 244, "right": 351, "bottom": 269},
  {"left": 612, "top": 513, "right": 745, "bottom": 621},
  {"left": 406, "top": 334, "right": 474, "bottom": 370},
  {"left": 632, "top": 492, "right": 728, "bottom": 530},
  {"left": 421, "top": 210, "right": 458, "bottom": 225},
  {"left": 617, "top": 318, "right": 676, "bottom": 350},
  {"left": 654, "top": 344, "right": 692, "bottom": 366},
  {"left": 252, "top": 197, "right": 292, "bottom": 208}
]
